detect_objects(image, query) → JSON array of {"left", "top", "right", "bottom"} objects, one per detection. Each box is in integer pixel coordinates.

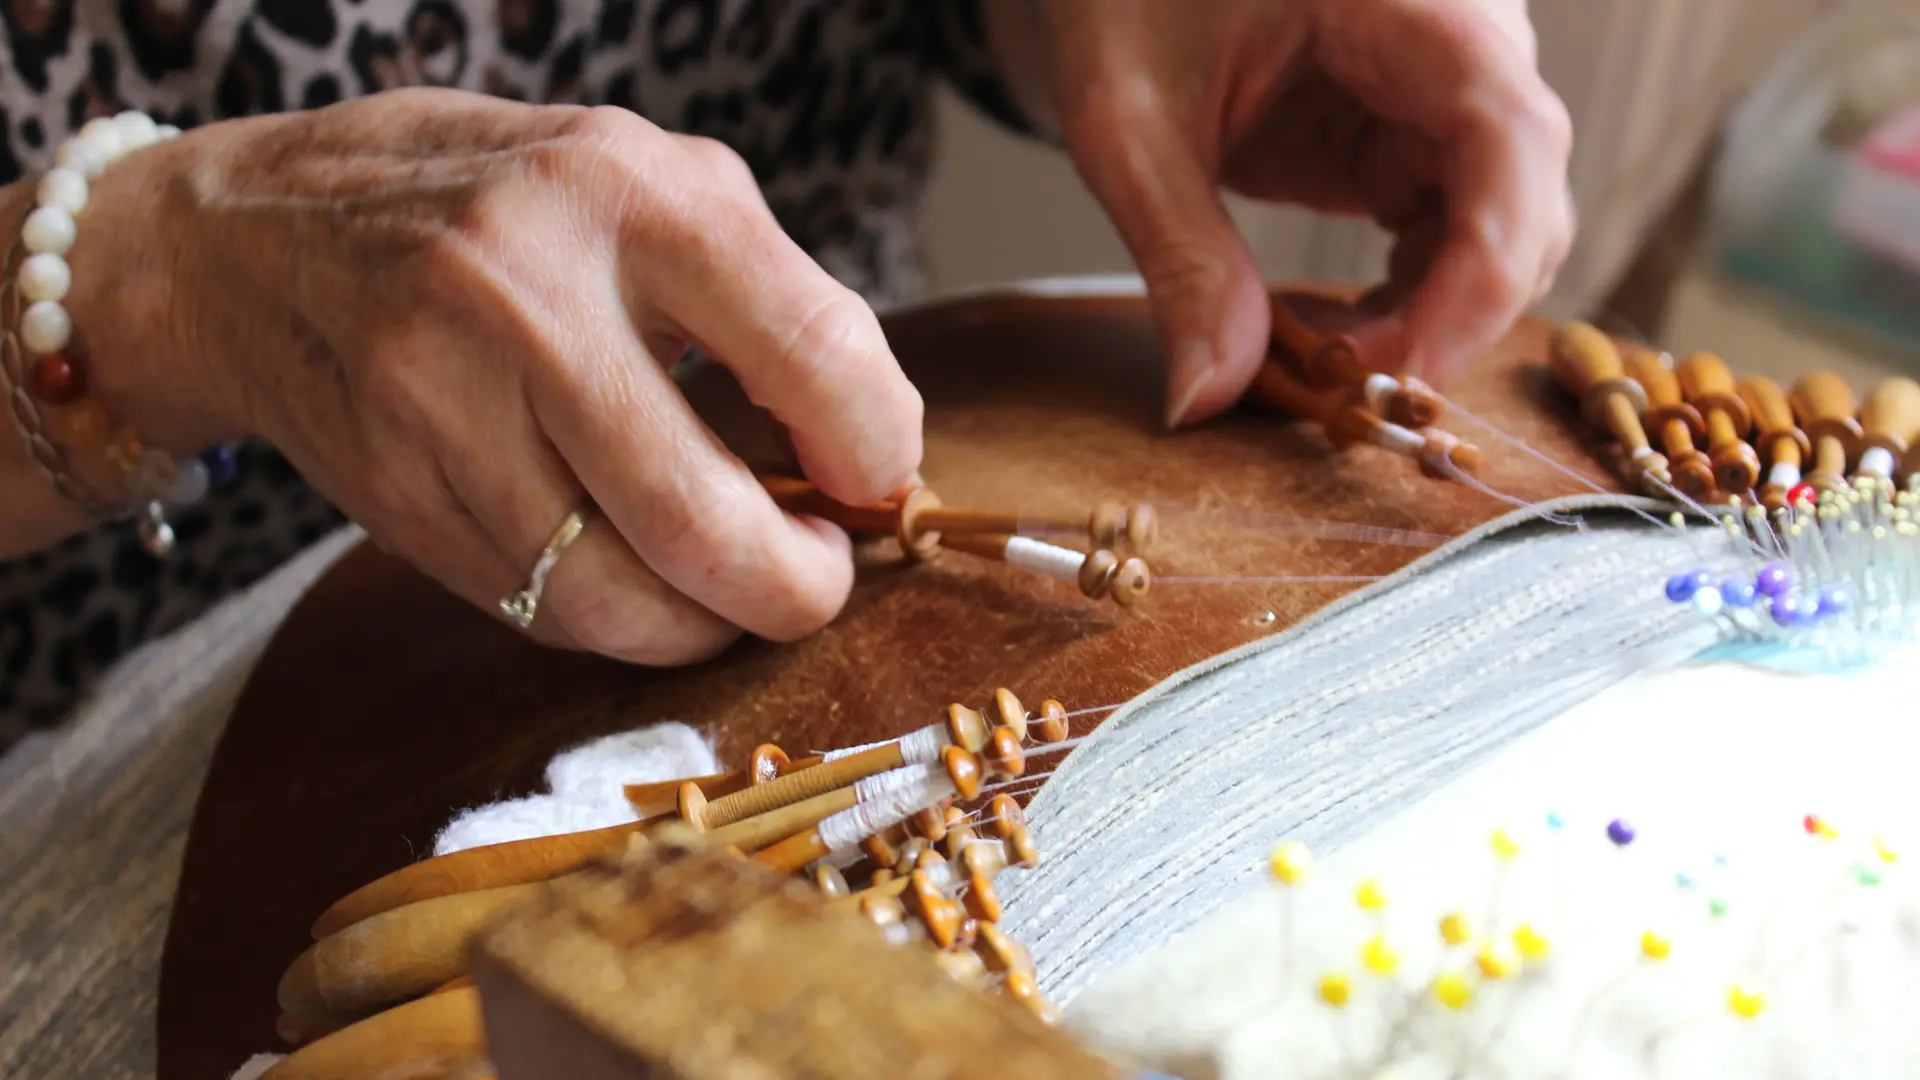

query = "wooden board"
[{"left": 157, "top": 287, "right": 1620, "bottom": 1078}]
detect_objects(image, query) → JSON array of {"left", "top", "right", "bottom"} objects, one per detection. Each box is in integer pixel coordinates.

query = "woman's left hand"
[{"left": 989, "top": 0, "right": 1576, "bottom": 426}]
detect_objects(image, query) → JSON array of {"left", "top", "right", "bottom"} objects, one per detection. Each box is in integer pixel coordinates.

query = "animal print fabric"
[{"left": 0, "top": 0, "right": 1032, "bottom": 746}]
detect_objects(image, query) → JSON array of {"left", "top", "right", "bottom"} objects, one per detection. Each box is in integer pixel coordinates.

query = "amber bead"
[
  {"left": 27, "top": 352, "right": 83, "bottom": 405},
  {"left": 45, "top": 399, "right": 111, "bottom": 449}
]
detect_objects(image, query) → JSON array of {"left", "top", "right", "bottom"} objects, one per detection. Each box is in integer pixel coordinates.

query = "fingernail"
[{"left": 1165, "top": 343, "right": 1214, "bottom": 429}]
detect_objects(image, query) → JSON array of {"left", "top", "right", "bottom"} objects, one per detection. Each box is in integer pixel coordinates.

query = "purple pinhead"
[
  {"left": 1755, "top": 562, "right": 1792, "bottom": 597},
  {"left": 1607, "top": 819, "right": 1636, "bottom": 847},
  {"left": 1770, "top": 595, "right": 1800, "bottom": 628},
  {"left": 1818, "top": 586, "right": 1850, "bottom": 618}
]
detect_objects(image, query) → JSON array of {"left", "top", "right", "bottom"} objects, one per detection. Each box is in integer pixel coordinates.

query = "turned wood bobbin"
[
  {"left": 1856, "top": 377, "right": 1920, "bottom": 480},
  {"left": 1546, "top": 321, "right": 1670, "bottom": 495},
  {"left": 1621, "top": 345, "right": 1712, "bottom": 498},
  {"left": 1737, "top": 375, "right": 1812, "bottom": 510},
  {"left": 1675, "top": 351, "right": 1758, "bottom": 494},
  {"left": 1789, "top": 371, "right": 1863, "bottom": 491}
]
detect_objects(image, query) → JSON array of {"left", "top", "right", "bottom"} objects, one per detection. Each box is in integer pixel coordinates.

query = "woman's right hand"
[{"left": 67, "top": 89, "right": 924, "bottom": 664}]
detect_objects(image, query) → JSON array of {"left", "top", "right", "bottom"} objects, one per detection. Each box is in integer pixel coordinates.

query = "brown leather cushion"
[{"left": 156, "top": 286, "right": 1619, "bottom": 1078}]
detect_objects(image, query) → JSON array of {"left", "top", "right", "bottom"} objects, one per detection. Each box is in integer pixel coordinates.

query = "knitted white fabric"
[
  {"left": 1064, "top": 640, "right": 1920, "bottom": 1079},
  {"left": 430, "top": 722, "right": 719, "bottom": 856}
]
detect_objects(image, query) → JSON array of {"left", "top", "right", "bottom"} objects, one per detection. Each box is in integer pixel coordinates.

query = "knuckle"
[
  {"left": 677, "top": 134, "right": 758, "bottom": 193},
  {"left": 558, "top": 586, "right": 740, "bottom": 667},
  {"left": 777, "top": 288, "right": 884, "bottom": 392}
]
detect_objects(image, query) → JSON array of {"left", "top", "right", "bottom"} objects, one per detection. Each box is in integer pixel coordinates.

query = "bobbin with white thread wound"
[
  {"left": 1739, "top": 375, "right": 1811, "bottom": 510},
  {"left": 940, "top": 530, "right": 1152, "bottom": 608},
  {"left": 622, "top": 743, "right": 794, "bottom": 818},
  {"left": 1856, "top": 377, "right": 1920, "bottom": 481},
  {"left": 751, "top": 747, "right": 982, "bottom": 873}
]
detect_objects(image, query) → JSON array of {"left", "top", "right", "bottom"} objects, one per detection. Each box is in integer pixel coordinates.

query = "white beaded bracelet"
[{"left": 0, "top": 109, "right": 222, "bottom": 557}]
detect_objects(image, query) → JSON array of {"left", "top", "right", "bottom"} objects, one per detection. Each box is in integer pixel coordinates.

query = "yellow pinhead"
[
  {"left": 1269, "top": 841, "right": 1314, "bottom": 885},
  {"left": 1362, "top": 935, "right": 1400, "bottom": 976},
  {"left": 1640, "top": 930, "right": 1671, "bottom": 961},
  {"left": 1318, "top": 972, "right": 1351, "bottom": 1007},
  {"left": 1433, "top": 971, "right": 1473, "bottom": 1010},
  {"left": 1876, "top": 834, "right": 1899, "bottom": 864},
  {"left": 1476, "top": 939, "right": 1521, "bottom": 979},
  {"left": 1490, "top": 830, "right": 1520, "bottom": 860},
  {"left": 1512, "top": 923, "right": 1551, "bottom": 959},
  {"left": 1355, "top": 879, "right": 1388, "bottom": 911},
  {"left": 1439, "top": 911, "right": 1472, "bottom": 946},
  {"left": 1728, "top": 984, "right": 1765, "bottom": 1019}
]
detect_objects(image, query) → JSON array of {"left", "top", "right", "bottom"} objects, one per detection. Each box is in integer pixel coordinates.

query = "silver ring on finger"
[{"left": 499, "top": 507, "right": 588, "bottom": 630}]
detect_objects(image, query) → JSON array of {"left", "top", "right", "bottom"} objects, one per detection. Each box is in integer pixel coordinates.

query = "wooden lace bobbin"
[
  {"left": 1789, "top": 371, "right": 1864, "bottom": 491},
  {"left": 1675, "top": 352, "right": 1760, "bottom": 494},
  {"left": 281, "top": 783, "right": 868, "bottom": 1028},
  {"left": 1737, "top": 375, "right": 1813, "bottom": 510},
  {"left": 280, "top": 881, "right": 544, "bottom": 1027},
  {"left": 1620, "top": 345, "right": 1714, "bottom": 498},
  {"left": 1249, "top": 362, "right": 1481, "bottom": 479},
  {"left": 256, "top": 987, "right": 483, "bottom": 1080},
  {"left": 912, "top": 500, "right": 1160, "bottom": 554},
  {"left": 311, "top": 817, "right": 656, "bottom": 939},
  {"left": 1855, "top": 376, "right": 1920, "bottom": 481},
  {"left": 1267, "top": 293, "right": 1442, "bottom": 429},
  {"left": 938, "top": 529, "right": 1151, "bottom": 608},
  {"left": 622, "top": 743, "right": 794, "bottom": 818},
  {"left": 810, "top": 863, "right": 853, "bottom": 896},
  {"left": 860, "top": 799, "right": 956, "bottom": 871},
  {"left": 1546, "top": 321, "right": 1671, "bottom": 495},
  {"left": 1000, "top": 970, "right": 1062, "bottom": 1026},
  {"left": 758, "top": 473, "right": 944, "bottom": 560},
  {"left": 679, "top": 704, "right": 1023, "bottom": 833},
  {"left": 752, "top": 747, "right": 987, "bottom": 874}
]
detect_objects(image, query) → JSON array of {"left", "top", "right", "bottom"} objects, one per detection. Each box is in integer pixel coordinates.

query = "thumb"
[{"left": 1069, "top": 101, "right": 1271, "bottom": 428}]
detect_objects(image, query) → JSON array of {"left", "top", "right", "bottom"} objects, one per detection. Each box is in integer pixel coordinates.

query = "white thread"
[
  {"left": 1004, "top": 535, "right": 1086, "bottom": 582},
  {"left": 899, "top": 723, "right": 948, "bottom": 764},
  {"left": 1361, "top": 372, "right": 1397, "bottom": 414},
  {"left": 1365, "top": 419, "right": 1425, "bottom": 456},
  {"left": 818, "top": 765, "right": 954, "bottom": 853},
  {"left": 825, "top": 737, "right": 892, "bottom": 762},
  {"left": 1861, "top": 447, "right": 1896, "bottom": 479},
  {"left": 1768, "top": 461, "right": 1803, "bottom": 490}
]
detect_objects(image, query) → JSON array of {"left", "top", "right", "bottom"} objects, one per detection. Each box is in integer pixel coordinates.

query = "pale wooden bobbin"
[
  {"left": 1789, "top": 371, "right": 1864, "bottom": 491},
  {"left": 752, "top": 746, "right": 988, "bottom": 873},
  {"left": 1268, "top": 293, "right": 1442, "bottom": 428},
  {"left": 623, "top": 742, "right": 795, "bottom": 818},
  {"left": 758, "top": 473, "right": 944, "bottom": 560},
  {"left": 939, "top": 530, "right": 1151, "bottom": 608},
  {"left": 1620, "top": 345, "right": 1713, "bottom": 498},
  {"left": 280, "top": 882, "right": 543, "bottom": 1026},
  {"left": 257, "top": 986, "right": 484, "bottom": 1080},
  {"left": 1856, "top": 377, "right": 1920, "bottom": 481},
  {"left": 1546, "top": 322, "right": 1671, "bottom": 495},
  {"left": 310, "top": 817, "right": 653, "bottom": 939},
  {"left": 843, "top": 847, "right": 1008, "bottom": 925},
  {"left": 1737, "top": 375, "right": 1813, "bottom": 511},
  {"left": 1248, "top": 363, "right": 1482, "bottom": 478},
  {"left": 1675, "top": 352, "right": 1759, "bottom": 494}
]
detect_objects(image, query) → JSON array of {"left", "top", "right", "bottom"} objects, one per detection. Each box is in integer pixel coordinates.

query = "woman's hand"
[
  {"left": 69, "top": 88, "right": 923, "bottom": 664},
  {"left": 990, "top": 0, "right": 1576, "bottom": 425}
]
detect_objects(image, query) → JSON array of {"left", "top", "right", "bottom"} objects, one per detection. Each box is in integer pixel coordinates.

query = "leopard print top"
[{"left": 0, "top": 0, "right": 1031, "bottom": 747}]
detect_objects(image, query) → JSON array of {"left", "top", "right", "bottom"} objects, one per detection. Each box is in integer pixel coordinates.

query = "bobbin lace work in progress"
[{"left": 180, "top": 287, "right": 1919, "bottom": 1080}]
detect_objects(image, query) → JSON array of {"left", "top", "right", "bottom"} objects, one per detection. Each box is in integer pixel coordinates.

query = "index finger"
[
  {"left": 624, "top": 140, "right": 924, "bottom": 505},
  {"left": 1322, "top": 1, "right": 1575, "bottom": 383}
]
